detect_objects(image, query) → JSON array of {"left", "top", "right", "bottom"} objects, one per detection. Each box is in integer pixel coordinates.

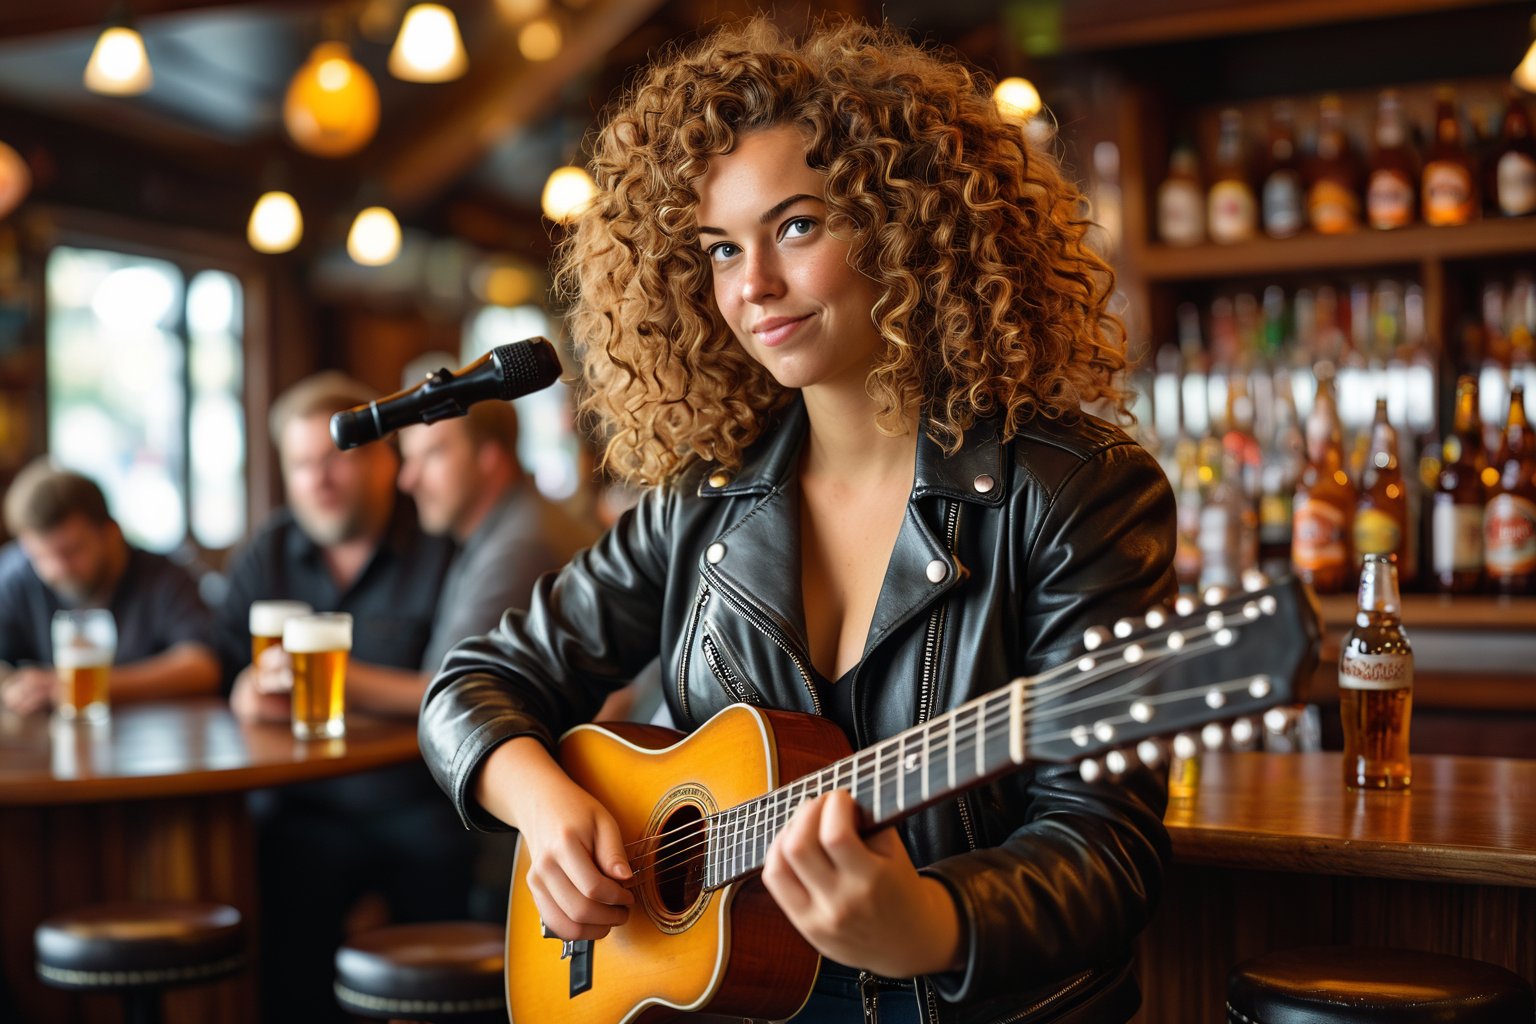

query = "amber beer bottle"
[
  {"left": 1293, "top": 371, "right": 1356, "bottom": 593},
  {"left": 1208, "top": 108, "right": 1257, "bottom": 244},
  {"left": 1261, "top": 103, "right": 1305, "bottom": 239},
  {"left": 1366, "top": 90, "right": 1419, "bottom": 230},
  {"left": 1491, "top": 88, "right": 1536, "bottom": 217},
  {"left": 1485, "top": 385, "right": 1536, "bottom": 594},
  {"left": 1433, "top": 376, "right": 1489, "bottom": 592},
  {"left": 1355, "top": 398, "right": 1408, "bottom": 568},
  {"left": 1340, "top": 554, "right": 1413, "bottom": 790},
  {"left": 1422, "top": 87, "right": 1479, "bottom": 226},
  {"left": 1308, "top": 96, "right": 1362, "bottom": 235}
]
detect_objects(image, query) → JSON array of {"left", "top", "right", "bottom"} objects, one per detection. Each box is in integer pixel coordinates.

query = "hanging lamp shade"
[
  {"left": 283, "top": 41, "right": 380, "bottom": 157},
  {"left": 84, "top": 25, "right": 153, "bottom": 96},
  {"left": 389, "top": 4, "right": 467, "bottom": 82},
  {"left": 247, "top": 190, "right": 303, "bottom": 253},
  {"left": 993, "top": 77, "right": 1042, "bottom": 120},
  {"left": 0, "top": 142, "right": 30, "bottom": 219},
  {"left": 348, "top": 205, "right": 401, "bottom": 265},
  {"left": 541, "top": 165, "right": 594, "bottom": 223}
]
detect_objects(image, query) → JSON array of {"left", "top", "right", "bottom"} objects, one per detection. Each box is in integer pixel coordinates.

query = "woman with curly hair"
[{"left": 420, "top": 16, "right": 1176, "bottom": 1024}]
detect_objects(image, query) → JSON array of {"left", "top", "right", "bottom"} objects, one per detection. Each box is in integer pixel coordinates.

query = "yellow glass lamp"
[{"left": 283, "top": 41, "right": 380, "bottom": 157}]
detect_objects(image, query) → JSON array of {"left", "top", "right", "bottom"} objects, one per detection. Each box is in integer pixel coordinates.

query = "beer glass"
[
  {"left": 283, "top": 612, "right": 351, "bottom": 740},
  {"left": 51, "top": 609, "right": 116, "bottom": 723},
  {"left": 249, "top": 600, "right": 313, "bottom": 665}
]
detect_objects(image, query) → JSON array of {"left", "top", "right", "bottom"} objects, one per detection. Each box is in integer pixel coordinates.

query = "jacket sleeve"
[
  {"left": 417, "top": 484, "right": 676, "bottom": 831},
  {"left": 922, "top": 438, "right": 1177, "bottom": 1003}
]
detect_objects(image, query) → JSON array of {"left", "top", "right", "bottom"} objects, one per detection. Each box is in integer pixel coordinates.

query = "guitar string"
[
  {"left": 621, "top": 638, "right": 1251, "bottom": 886},
  {"left": 615, "top": 612, "right": 1240, "bottom": 862}
]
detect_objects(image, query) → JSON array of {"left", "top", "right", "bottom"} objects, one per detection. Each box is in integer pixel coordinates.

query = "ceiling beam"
[{"left": 378, "top": 0, "right": 666, "bottom": 212}]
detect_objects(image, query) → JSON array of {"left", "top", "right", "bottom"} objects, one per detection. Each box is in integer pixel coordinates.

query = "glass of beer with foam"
[
  {"left": 249, "top": 600, "right": 313, "bottom": 666},
  {"left": 51, "top": 609, "right": 116, "bottom": 723},
  {"left": 283, "top": 612, "right": 351, "bottom": 740}
]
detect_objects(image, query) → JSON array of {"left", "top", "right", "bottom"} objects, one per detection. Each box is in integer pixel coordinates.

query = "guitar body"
[{"left": 507, "top": 704, "right": 851, "bottom": 1023}]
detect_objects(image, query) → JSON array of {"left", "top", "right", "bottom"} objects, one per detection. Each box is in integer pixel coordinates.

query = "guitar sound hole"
[{"left": 653, "top": 804, "right": 706, "bottom": 915}]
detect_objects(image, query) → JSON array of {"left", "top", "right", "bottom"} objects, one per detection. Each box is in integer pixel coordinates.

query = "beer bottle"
[
  {"left": 1422, "top": 87, "right": 1479, "bottom": 227},
  {"left": 1308, "top": 95, "right": 1362, "bottom": 235},
  {"left": 1340, "top": 553, "right": 1413, "bottom": 791},
  {"left": 1259, "top": 373, "right": 1305, "bottom": 578},
  {"left": 1293, "top": 370, "right": 1356, "bottom": 593},
  {"left": 1366, "top": 90, "right": 1419, "bottom": 230},
  {"left": 1485, "top": 385, "right": 1536, "bottom": 594},
  {"left": 1491, "top": 88, "right": 1536, "bottom": 218},
  {"left": 1432, "top": 375, "right": 1489, "bottom": 592},
  {"left": 1199, "top": 451, "right": 1246, "bottom": 591},
  {"left": 1158, "top": 145, "right": 1205, "bottom": 246},
  {"left": 1261, "top": 102, "right": 1305, "bottom": 239},
  {"left": 1355, "top": 398, "right": 1408, "bottom": 569},
  {"left": 1209, "top": 108, "right": 1258, "bottom": 244}
]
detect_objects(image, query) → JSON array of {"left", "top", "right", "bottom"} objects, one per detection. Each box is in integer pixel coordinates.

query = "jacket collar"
[{"left": 697, "top": 397, "right": 1006, "bottom": 508}]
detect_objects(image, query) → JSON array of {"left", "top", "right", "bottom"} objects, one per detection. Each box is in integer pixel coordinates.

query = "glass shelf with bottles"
[{"left": 1132, "top": 270, "right": 1536, "bottom": 598}]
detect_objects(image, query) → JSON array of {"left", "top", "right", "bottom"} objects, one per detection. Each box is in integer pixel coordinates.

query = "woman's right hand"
[{"left": 477, "top": 736, "right": 635, "bottom": 941}]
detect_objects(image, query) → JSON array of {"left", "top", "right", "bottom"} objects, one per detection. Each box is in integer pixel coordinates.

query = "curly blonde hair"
[{"left": 556, "top": 17, "right": 1127, "bottom": 487}]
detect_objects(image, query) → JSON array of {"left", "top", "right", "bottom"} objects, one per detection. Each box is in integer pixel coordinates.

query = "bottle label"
[
  {"left": 1354, "top": 507, "right": 1403, "bottom": 558},
  {"left": 1485, "top": 493, "right": 1536, "bottom": 574},
  {"left": 1340, "top": 651, "right": 1414, "bottom": 691},
  {"left": 1422, "top": 161, "right": 1476, "bottom": 226},
  {"left": 1496, "top": 151, "right": 1536, "bottom": 216},
  {"left": 1259, "top": 492, "right": 1294, "bottom": 541},
  {"left": 1262, "top": 171, "right": 1303, "bottom": 237},
  {"left": 1308, "top": 180, "right": 1360, "bottom": 234},
  {"left": 1432, "top": 502, "right": 1484, "bottom": 572},
  {"left": 1208, "top": 181, "right": 1257, "bottom": 243},
  {"left": 1367, "top": 169, "right": 1414, "bottom": 229},
  {"left": 1159, "top": 184, "right": 1204, "bottom": 245},
  {"left": 1293, "top": 497, "right": 1347, "bottom": 570}
]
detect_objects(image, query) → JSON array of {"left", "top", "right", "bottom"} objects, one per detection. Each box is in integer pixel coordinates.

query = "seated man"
[
  {"left": 214, "top": 371, "right": 464, "bottom": 1024},
  {"left": 0, "top": 459, "right": 218, "bottom": 714}
]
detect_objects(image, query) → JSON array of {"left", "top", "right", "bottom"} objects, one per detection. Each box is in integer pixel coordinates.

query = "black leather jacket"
[{"left": 420, "top": 400, "right": 1177, "bottom": 1024}]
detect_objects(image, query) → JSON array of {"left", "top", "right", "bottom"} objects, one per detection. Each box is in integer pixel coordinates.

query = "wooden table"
[
  {"left": 1133, "top": 751, "right": 1536, "bottom": 1024},
  {"left": 0, "top": 698, "right": 421, "bottom": 1024}
]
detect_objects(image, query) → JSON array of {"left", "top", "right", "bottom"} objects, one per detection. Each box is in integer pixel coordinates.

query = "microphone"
[{"left": 330, "top": 336, "right": 563, "bottom": 450}]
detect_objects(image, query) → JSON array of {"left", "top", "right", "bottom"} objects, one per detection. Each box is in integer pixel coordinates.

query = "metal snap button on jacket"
[
  {"left": 708, "top": 471, "right": 732, "bottom": 488},
  {"left": 926, "top": 559, "right": 949, "bottom": 583},
  {"left": 973, "top": 473, "right": 996, "bottom": 494},
  {"left": 706, "top": 543, "right": 726, "bottom": 564}
]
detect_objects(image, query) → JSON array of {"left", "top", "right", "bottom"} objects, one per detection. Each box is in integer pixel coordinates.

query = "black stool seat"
[
  {"left": 1228, "top": 946, "right": 1535, "bottom": 1024},
  {"left": 334, "top": 921, "right": 504, "bottom": 1022},
  {"left": 34, "top": 901, "right": 245, "bottom": 992}
]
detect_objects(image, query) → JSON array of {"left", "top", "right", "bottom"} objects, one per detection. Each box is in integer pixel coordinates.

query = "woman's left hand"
[{"left": 762, "top": 788, "right": 965, "bottom": 979}]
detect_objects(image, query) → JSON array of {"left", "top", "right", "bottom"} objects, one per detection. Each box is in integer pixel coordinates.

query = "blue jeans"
[{"left": 790, "top": 962, "right": 923, "bottom": 1023}]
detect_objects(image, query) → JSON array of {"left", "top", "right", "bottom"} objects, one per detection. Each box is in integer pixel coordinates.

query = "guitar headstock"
[{"left": 1020, "top": 574, "right": 1322, "bottom": 767}]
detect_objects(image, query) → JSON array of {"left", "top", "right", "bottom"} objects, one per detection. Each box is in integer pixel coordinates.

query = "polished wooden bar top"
[
  {"left": 1165, "top": 751, "right": 1536, "bottom": 888},
  {"left": 0, "top": 697, "right": 421, "bottom": 806}
]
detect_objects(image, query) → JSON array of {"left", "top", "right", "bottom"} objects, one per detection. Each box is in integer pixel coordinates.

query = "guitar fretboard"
[{"left": 700, "top": 681, "right": 1027, "bottom": 889}]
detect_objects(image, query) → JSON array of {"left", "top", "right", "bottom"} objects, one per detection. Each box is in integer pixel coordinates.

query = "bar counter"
[{"left": 1134, "top": 751, "right": 1536, "bottom": 1023}]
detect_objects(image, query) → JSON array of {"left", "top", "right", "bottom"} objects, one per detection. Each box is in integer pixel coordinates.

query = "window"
[{"left": 46, "top": 245, "right": 245, "bottom": 553}]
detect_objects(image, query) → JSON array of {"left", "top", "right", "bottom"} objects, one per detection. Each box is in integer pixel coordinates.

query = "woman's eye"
[
  {"left": 782, "top": 217, "right": 815, "bottom": 239},
  {"left": 706, "top": 241, "right": 741, "bottom": 261}
]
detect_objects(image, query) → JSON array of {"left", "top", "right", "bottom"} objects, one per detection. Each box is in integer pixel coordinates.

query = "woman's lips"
[{"left": 751, "top": 313, "right": 812, "bottom": 347}]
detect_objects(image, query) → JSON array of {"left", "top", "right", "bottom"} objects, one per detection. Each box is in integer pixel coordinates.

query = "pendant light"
[
  {"left": 283, "top": 41, "right": 380, "bottom": 157},
  {"left": 84, "top": 18, "right": 153, "bottom": 96},
  {"left": 348, "top": 205, "right": 402, "bottom": 266},
  {"left": 389, "top": 4, "right": 467, "bottom": 82},
  {"left": 247, "top": 191, "right": 303, "bottom": 254}
]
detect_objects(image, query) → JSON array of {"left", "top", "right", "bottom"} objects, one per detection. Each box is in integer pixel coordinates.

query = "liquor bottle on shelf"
[
  {"left": 1308, "top": 95, "right": 1363, "bottom": 235},
  {"left": 1259, "top": 372, "right": 1305, "bottom": 579},
  {"left": 1198, "top": 449, "right": 1249, "bottom": 591},
  {"left": 1485, "top": 384, "right": 1536, "bottom": 595},
  {"left": 1339, "top": 553, "right": 1413, "bottom": 791},
  {"left": 1432, "top": 375, "right": 1489, "bottom": 593},
  {"left": 1491, "top": 88, "right": 1536, "bottom": 217},
  {"left": 1509, "top": 272, "right": 1535, "bottom": 394},
  {"left": 1158, "top": 144, "right": 1205, "bottom": 246},
  {"left": 1208, "top": 108, "right": 1258, "bottom": 244},
  {"left": 1355, "top": 398, "right": 1410, "bottom": 574},
  {"left": 1294, "top": 368, "right": 1356, "bottom": 593},
  {"left": 1422, "top": 86, "right": 1480, "bottom": 227},
  {"left": 1174, "top": 440, "right": 1204, "bottom": 591},
  {"left": 1366, "top": 89, "right": 1419, "bottom": 230},
  {"left": 1261, "top": 102, "right": 1305, "bottom": 239}
]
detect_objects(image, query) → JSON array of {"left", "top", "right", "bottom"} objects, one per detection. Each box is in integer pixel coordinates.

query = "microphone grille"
[{"left": 491, "top": 337, "right": 560, "bottom": 399}]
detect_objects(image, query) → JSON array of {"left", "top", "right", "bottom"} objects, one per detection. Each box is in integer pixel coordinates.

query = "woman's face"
[{"left": 695, "top": 124, "right": 884, "bottom": 395}]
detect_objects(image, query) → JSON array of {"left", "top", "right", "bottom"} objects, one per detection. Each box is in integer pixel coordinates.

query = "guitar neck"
[{"left": 703, "top": 682, "right": 1028, "bottom": 889}]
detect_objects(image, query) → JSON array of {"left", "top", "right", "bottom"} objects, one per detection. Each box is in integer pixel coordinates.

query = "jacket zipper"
[
  {"left": 990, "top": 968, "right": 1096, "bottom": 1024},
  {"left": 700, "top": 634, "right": 760, "bottom": 705},
  {"left": 705, "top": 567, "right": 822, "bottom": 716},
  {"left": 675, "top": 582, "right": 710, "bottom": 727}
]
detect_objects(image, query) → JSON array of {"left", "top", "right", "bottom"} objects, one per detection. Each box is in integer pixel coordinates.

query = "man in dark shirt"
[
  {"left": 216, "top": 371, "right": 463, "bottom": 1023},
  {"left": 0, "top": 460, "right": 218, "bottom": 714}
]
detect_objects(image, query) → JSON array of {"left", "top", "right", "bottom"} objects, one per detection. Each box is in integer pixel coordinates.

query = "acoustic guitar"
[{"left": 506, "top": 576, "right": 1321, "bottom": 1023}]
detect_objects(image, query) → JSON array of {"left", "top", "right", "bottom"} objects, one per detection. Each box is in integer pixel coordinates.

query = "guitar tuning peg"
[
  {"left": 1241, "top": 568, "right": 1270, "bottom": 592},
  {"left": 1104, "top": 749, "right": 1129, "bottom": 777},
  {"left": 1144, "top": 605, "right": 1168, "bottom": 629},
  {"left": 1173, "top": 595, "right": 1197, "bottom": 617},
  {"left": 1135, "top": 739, "right": 1163, "bottom": 768},
  {"left": 1112, "top": 617, "right": 1137, "bottom": 639},
  {"left": 1079, "top": 758, "right": 1103, "bottom": 783},
  {"left": 1172, "top": 733, "right": 1199, "bottom": 761},
  {"left": 1082, "top": 625, "right": 1110, "bottom": 652},
  {"left": 1229, "top": 717, "right": 1258, "bottom": 749},
  {"left": 1202, "top": 585, "right": 1229, "bottom": 606},
  {"left": 1201, "top": 722, "right": 1226, "bottom": 751}
]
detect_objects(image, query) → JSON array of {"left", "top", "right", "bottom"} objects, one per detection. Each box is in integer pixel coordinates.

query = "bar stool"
[
  {"left": 34, "top": 902, "right": 246, "bottom": 1024},
  {"left": 1227, "top": 946, "right": 1535, "bottom": 1023},
  {"left": 334, "top": 922, "right": 504, "bottom": 1023}
]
